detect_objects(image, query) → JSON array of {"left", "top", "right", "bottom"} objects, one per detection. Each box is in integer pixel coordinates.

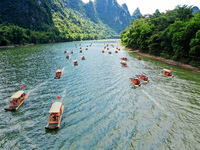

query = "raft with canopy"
[
  {"left": 5, "top": 90, "right": 29, "bottom": 111},
  {"left": 121, "top": 60, "right": 128, "bottom": 67},
  {"left": 54, "top": 70, "right": 62, "bottom": 79},
  {"left": 160, "top": 69, "right": 174, "bottom": 78},
  {"left": 45, "top": 102, "right": 64, "bottom": 129},
  {"left": 129, "top": 76, "right": 142, "bottom": 87},
  {"left": 73, "top": 59, "right": 78, "bottom": 66},
  {"left": 137, "top": 73, "right": 150, "bottom": 83}
]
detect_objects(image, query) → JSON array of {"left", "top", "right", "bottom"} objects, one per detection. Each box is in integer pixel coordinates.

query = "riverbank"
[
  {"left": 0, "top": 43, "right": 35, "bottom": 49},
  {"left": 125, "top": 47, "right": 200, "bottom": 73}
]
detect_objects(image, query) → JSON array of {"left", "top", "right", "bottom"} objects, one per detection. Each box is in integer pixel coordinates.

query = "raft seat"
[{"left": 48, "top": 123, "right": 58, "bottom": 127}]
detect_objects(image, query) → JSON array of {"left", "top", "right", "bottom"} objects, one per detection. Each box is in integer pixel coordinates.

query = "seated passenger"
[
  {"left": 52, "top": 113, "right": 59, "bottom": 121},
  {"left": 12, "top": 100, "right": 16, "bottom": 105},
  {"left": 134, "top": 79, "right": 138, "bottom": 85},
  {"left": 22, "top": 93, "right": 25, "bottom": 100},
  {"left": 142, "top": 76, "right": 145, "bottom": 80}
]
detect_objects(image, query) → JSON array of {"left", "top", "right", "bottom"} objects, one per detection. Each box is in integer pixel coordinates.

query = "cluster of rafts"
[
  {"left": 102, "top": 43, "right": 121, "bottom": 54},
  {"left": 5, "top": 42, "right": 94, "bottom": 129},
  {"left": 4, "top": 42, "right": 174, "bottom": 129},
  {"left": 129, "top": 62, "right": 174, "bottom": 87},
  {"left": 55, "top": 43, "right": 90, "bottom": 79},
  {"left": 123, "top": 56, "right": 174, "bottom": 87},
  {"left": 109, "top": 43, "right": 174, "bottom": 87}
]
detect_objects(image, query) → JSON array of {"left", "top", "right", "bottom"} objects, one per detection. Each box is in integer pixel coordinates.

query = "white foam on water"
[
  {"left": 141, "top": 89, "right": 165, "bottom": 111},
  {"left": 60, "top": 89, "right": 67, "bottom": 102},
  {"left": 27, "top": 80, "right": 49, "bottom": 95},
  {"left": 62, "top": 66, "right": 67, "bottom": 74},
  {"left": 152, "top": 85, "right": 200, "bottom": 111}
]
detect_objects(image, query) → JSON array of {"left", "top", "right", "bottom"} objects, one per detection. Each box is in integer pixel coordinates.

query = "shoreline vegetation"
[
  {"left": 126, "top": 47, "right": 200, "bottom": 73},
  {"left": 120, "top": 5, "right": 200, "bottom": 70},
  {"left": 0, "top": 24, "right": 119, "bottom": 47}
]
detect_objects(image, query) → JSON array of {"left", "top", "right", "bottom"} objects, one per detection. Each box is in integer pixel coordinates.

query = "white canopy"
[
  {"left": 121, "top": 61, "right": 126, "bottom": 64},
  {"left": 132, "top": 76, "right": 139, "bottom": 79},
  {"left": 10, "top": 90, "right": 24, "bottom": 98},
  {"left": 49, "top": 102, "right": 62, "bottom": 113},
  {"left": 163, "top": 69, "right": 172, "bottom": 73},
  {"left": 73, "top": 60, "right": 77, "bottom": 62},
  {"left": 56, "top": 70, "right": 62, "bottom": 73}
]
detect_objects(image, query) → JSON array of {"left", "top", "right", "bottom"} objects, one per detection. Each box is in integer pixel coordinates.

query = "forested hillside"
[
  {"left": 0, "top": 0, "right": 123, "bottom": 46},
  {"left": 121, "top": 5, "right": 200, "bottom": 68},
  {"left": 0, "top": 0, "right": 58, "bottom": 45},
  {"left": 0, "top": 0, "right": 53, "bottom": 31},
  {"left": 51, "top": 0, "right": 118, "bottom": 41},
  {"left": 94, "top": 0, "right": 131, "bottom": 33}
]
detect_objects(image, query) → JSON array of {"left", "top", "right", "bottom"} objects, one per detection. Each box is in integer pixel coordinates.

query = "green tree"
[
  {"left": 190, "top": 30, "right": 200, "bottom": 57},
  {"left": 120, "top": 5, "right": 200, "bottom": 68}
]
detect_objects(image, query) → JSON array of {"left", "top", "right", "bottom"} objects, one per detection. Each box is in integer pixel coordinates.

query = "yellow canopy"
[
  {"left": 49, "top": 102, "right": 62, "bottom": 113},
  {"left": 10, "top": 90, "right": 24, "bottom": 98}
]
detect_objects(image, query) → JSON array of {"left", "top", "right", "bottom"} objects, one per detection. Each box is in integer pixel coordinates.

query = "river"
[{"left": 0, "top": 40, "right": 200, "bottom": 150}]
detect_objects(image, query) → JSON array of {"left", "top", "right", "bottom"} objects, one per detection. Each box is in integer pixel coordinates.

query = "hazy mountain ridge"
[
  {"left": 193, "top": 6, "right": 199, "bottom": 14},
  {"left": 51, "top": 0, "right": 132, "bottom": 33},
  {"left": 155, "top": 9, "right": 160, "bottom": 13},
  {"left": 51, "top": 0, "right": 119, "bottom": 40},
  {"left": 94, "top": 0, "right": 131, "bottom": 33},
  {"left": 62, "top": 0, "right": 132, "bottom": 33},
  {"left": 132, "top": 7, "right": 142, "bottom": 19}
]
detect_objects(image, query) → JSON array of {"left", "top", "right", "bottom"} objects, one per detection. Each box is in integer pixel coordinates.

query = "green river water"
[{"left": 0, "top": 40, "right": 200, "bottom": 150}]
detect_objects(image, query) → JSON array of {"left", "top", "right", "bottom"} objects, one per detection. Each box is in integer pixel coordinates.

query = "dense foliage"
[
  {"left": 0, "top": 0, "right": 119, "bottom": 46},
  {"left": 0, "top": 25, "right": 60, "bottom": 46},
  {"left": 53, "top": 0, "right": 131, "bottom": 33},
  {"left": 121, "top": 5, "right": 200, "bottom": 68},
  {"left": 0, "top": 0, "right": 53, "bottom": 31},
  {"left": 51, "top": 0, "right": 118, "bottom": 41}
]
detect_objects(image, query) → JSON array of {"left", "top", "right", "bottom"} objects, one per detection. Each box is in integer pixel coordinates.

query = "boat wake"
[
  {"left": 141, "top": 89, "right": 165, "bottom": 111},
  {"left": 152, "top": 85, "right": 200, "bottom": 112},
  {"left": 60, "top": 89, "right": 67, "bottom": 102},
  {"left": 62, "top": 67, "right": 67, "bottom": 74},
  {"left": 27, "top": 80, "right": 49, "bottom": 95}
]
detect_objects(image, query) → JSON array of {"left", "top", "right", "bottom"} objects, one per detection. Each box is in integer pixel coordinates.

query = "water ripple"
[{"left": 0, "top": 40, "right": 200, "bottom": 149}]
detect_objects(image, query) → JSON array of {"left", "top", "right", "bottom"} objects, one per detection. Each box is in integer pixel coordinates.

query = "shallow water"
[{"left": 0, "top": 40, "right": 200, "bottom": 150}]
